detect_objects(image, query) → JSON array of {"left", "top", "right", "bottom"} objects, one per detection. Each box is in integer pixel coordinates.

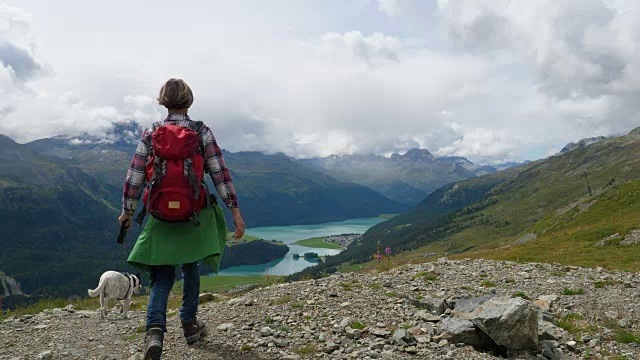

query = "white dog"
[{"left": 88, "top": 271, "right": 141, "bottom": 320}]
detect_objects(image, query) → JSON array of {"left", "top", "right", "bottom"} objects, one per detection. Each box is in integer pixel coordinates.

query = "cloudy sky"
[{"left": 1, "top": 0, "right": 639, "bottom": 163}]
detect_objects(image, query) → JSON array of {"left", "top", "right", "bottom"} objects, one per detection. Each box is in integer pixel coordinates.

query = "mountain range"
[
  {"left": 0, "top": 129, "right": 405, "bottom": 298},
  {"left": 300, "top": 149, "right": 499, "bottom": 205},
  {"left": 0, "top": 120, "right": 533, "bottom": 299},
  {"left": 290, "top": 127, "right": 640, "bottom": 280}
]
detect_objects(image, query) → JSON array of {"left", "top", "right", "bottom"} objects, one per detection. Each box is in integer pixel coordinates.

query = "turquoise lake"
[{"left": 218, "top": 217, "right": 386, "bottom": 276}]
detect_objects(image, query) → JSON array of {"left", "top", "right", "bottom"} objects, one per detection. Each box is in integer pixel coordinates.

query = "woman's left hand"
[{"left": 232, "top": 208, "right": 245, "bottom": 240}]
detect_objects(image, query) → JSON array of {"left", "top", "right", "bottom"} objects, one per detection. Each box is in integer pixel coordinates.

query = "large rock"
[
  {"left": 470, "top": 297, "right": 538, "bottom": 350},
  {"left": 392, "top": 329, "right": 417, "bottom": 346},
  {"left": 439, "top": 318, "right": 493, "bottom": 348},
  {"left": 538, "top": 320, "right": 565, "bottom": 341},
  {"left": 410, "top": 297, "right": 447, "bottom": 314},
  {"left": 414, "top": 310, "right": 441, "bottom": 322},
  {"left": 454, "top": 294, "right": 499, "bottom": 314}
]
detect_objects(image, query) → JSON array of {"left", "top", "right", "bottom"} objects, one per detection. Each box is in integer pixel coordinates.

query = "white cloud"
[
  {"left": 437, "top": 0, "right": 640, "bottom": 137},
  {"left": 377, "top": 0, "right": 421, "bottom": 17},
  {"left": 319, "top": 31, "right": 401, "bottom": 65},
  {"left": 435, "top": 125, "right": 521, "bottom": 164},
  {"left": 0, "top": 0, "right": 637, "bottom": 165}
]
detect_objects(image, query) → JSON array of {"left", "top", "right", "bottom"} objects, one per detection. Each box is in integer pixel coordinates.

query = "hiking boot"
[
  {"left": 143, "top": 327, "right": 164, "bottom": 360},
  {"left": 182, "top": 318, "right": 207, "bottom": 345}
]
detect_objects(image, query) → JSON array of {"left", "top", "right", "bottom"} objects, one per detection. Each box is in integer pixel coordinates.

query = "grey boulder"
[{"left": 470, "top": 296, "right": 538, "bottom": 350}]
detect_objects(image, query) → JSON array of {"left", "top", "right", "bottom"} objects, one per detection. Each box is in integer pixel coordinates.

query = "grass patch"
[
  {"left": 481, "top": 280, "right": 496, "bottom": 288},
  {"left": 123, "top": 334, "right": 138, "bottom": 341},
  {"left": 384, "top": 291, "right": 398, "bottom": 297},
  {"left": 614, "top": 329, "right": 640, "bottom": 344},
  {"left": 512, "top": 291, "right": 530, "bottom": 300},
  {"left": 291, "top": 303, "right": 304, "bottom": 309},
  {"left": 339, "top": 282, "right": 353, "bottom": 291},
  {"left": 304, "top": 315, "right": 312, "bottom": 320},
  {"left": 241, "top": 344, "right": 253, "bottom": 351},
  {"left": 505, "top": 278, "right": 516, "bottom": 283},
  {"left": 479, "top": 273, "right": 488, "bottom": 278},
  {"left": 556, "top": 313, "right": 592, "bottom": 334},
  {"left": 277, "top": 325, "right": 290, "bottom": 332},
  {"left": 293, "top": 237, "right": 343, "bottom": 250},
  {"left": 562, "top": 288, "right": 585, "bottom": 295},
  {"left": 293, "top": 344, "right": 318, "bottom": 356},
  {"left": 350, "top": 321, "right": 366, "bottom": 330},
  {"left": 269, "top": 295, "right": 292, "bottom": 306},
  {"left": 593, "top": 280, "right": 623, "bottom": 288},
  {"left": 550, "top": 271, "right": 566, "bottom": 277},
  {"left": 369, "top": 283, "right": 382, "bottom": 290},
  {"left": 414, "top": 271, "right": 438, "bottom": 282},
  {"left": 263, "top": 316, "right": 274, "bottom": 324}
]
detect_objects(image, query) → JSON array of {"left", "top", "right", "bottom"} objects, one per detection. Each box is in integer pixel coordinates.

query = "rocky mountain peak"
[
  {"left": 560, "top": 136, "right": 607, "bottom": 153},
  {"left": 398, "top": 148, "right": 435, "bottom": 162}
]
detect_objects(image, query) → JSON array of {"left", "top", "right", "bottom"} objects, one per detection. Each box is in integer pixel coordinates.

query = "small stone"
[
  {"left": 339, "top": 317, "right": 355, "bottom": 329},
  {"left": 323, "top": 341, "right": 340, "bottom": 353},
  {"left": 566, "top": 340, "right": 577, "bottom": 352},
  {"left": 405, "top": 346, "right": 417, "bottom": 354},
  {"left": 244, "top": 299, "right": 256, "bottom": 306},
  {"left": 217, "top": 323, "right": 235, "bottom": 331},
  {"left": 274, "top": 338, "right": 289, "bottom": 348},
  {"left": 199, "top": 293, "right": 216, "bottom": 304},
  {"left": 34, "top": 324, "right": 49, "bottom": 330},
  {"left": 392, "top": 329, "right": 416, "bottom": 346},
  {"left": 260, "top": 326, "right": 272, "bottom": 337},
  {"left": 329, "top": 292, "right": 338, "bottom": 297},
  {"left": 414, "top": 310, "right": 441, "bottom": 322},
  {"left": 38, "top": 351, "right": 53, "bottom": 360},
  {"left": 370, "top": 328, "right": 392, "bottom": 337},
  {"left": 618, "top": 319, "right": 631, "bottom": 328},
  {"left": 345, "top": 327, "right": 362, "bottom": 339},
  {"left": 340, "top": 302, "right": 351, "bottom": 308},
  {"left": 227, "top": 297, "right": 246, "bottom": 306}
]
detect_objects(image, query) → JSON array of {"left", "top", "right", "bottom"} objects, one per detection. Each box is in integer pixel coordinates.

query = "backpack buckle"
[{"left": 188, "top": 212, "right": 201, "bottom": 227}]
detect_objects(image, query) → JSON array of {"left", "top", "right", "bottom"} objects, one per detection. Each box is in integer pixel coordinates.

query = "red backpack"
[{"left": 137, "top": 123, "right": 207, "bottom": 226}]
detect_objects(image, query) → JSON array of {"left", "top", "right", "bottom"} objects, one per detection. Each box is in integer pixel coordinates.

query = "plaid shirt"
[{"left": 122, "top": 113, "right": 238, "bottom": 214}]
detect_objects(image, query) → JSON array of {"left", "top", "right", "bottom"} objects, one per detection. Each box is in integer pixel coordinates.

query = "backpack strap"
[{"left": 184, "top": 158, "right": 200, "bottom": 201}]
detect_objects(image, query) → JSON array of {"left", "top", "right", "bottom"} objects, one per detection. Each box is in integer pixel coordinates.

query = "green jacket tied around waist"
[{"left": 128, "top": 204, "right": 228, "bottom": 273}]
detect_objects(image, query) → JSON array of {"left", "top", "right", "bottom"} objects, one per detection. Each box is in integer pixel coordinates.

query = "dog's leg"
[
  {"left": 103, "top": 298, "right": 109, "bottom": 320},
  {"left": 123, "top": 299, "right": 129, "bottom": 319},
  {"left": 99, "top": 293, "right": 106, "bottom": 320}
]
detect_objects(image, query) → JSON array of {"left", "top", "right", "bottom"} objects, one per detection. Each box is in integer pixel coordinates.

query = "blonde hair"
[{"left": 158, "top": 78, "right": 194, "bottom": 109}]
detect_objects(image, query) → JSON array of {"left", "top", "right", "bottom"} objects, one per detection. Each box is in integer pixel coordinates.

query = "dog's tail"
[{"left": 87, "top": 277, "right": 106, "bottom": 297}]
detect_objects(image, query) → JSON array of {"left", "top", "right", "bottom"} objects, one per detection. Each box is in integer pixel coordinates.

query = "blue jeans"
[{"left": 146, "top": 262, "right": 200, "bottom": 331}]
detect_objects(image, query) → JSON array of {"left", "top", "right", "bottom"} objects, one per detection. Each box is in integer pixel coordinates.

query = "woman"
[{"left": 118, "top": 78, "right": 245, "bottom": 359}]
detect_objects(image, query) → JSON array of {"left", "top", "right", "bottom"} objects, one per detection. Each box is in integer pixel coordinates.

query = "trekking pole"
[{"left": 117, "top": 221, "right": 129, "bottom": 244}]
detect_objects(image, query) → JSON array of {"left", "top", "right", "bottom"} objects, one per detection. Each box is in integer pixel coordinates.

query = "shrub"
[
  {"left": 562, "top": 288, "right": 585, "bottom": 295},
  {"left": 512, "top": 291, "right": 530, "bottom": 300}
]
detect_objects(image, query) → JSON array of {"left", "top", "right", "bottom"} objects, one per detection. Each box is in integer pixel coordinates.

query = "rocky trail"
[{"left": 2, "top": 259, "right": 640, "bottom": 359}]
